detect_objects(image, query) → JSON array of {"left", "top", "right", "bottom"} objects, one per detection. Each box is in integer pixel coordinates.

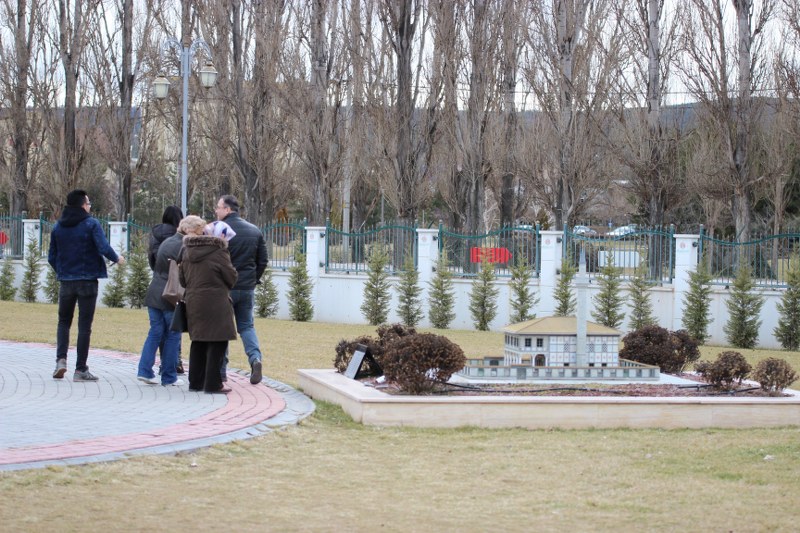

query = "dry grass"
[{"left": 1, "top": 301, "right": 800, "bottom": 531}]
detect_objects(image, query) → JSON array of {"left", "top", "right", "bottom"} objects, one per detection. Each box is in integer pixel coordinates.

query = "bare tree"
[
  {"left": 521, "top": 0, "right": 624, "bottom": 229},
  {"left": 496, "top": 0, "right": 527, "bottom": 228},
  {"left": 214, "top": 0, "right": 291, "bottom": 224},
  {"left": 376, "top": 0, "right": 437, "bottom": 225},
  {"left": 55, "top": 0, "right": 101, "bottom": 190},
  {"left": 83, "top": 0, "right": 157, "bottom": 219},
  {"left": 677, "top": 0, "right": 776, "bottom": 242},
  {"left": 0, "top": 0, "right": 43, "bottom": 217},
  {"left": 608, "top": 0, "right": 685, "bottom": 227}
]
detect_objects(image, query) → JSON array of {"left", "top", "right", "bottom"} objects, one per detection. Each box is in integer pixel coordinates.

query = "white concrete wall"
[{"left": 4, "top": 222, "right": 790, "bottom": 349}]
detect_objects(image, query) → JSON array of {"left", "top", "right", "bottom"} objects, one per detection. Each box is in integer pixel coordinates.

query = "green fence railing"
[
  {"left": 262, "top": 219, "right": 307, "bottom": 271},
  {"left": 437, "top": 224, "right": 541, "bottom": 278},
  {"left": 0, "top": 213, "right": 25, "bottom": 258},
  {"left": 698, "top": 227, "right": 800, "bottom": 288},
  {"left": 563, "top": 225, "right": 675, "bottom": 283},
  {"left": 127, "top": 217, "right": 152, "bottom": 253},
  {"left": 325, "top": 220, "right": 417, "bottom": 275}
]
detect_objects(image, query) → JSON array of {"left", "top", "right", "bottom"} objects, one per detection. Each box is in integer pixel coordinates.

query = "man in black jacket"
[{"left": 215, "top": 195, "right": 268, "bottom": 384}]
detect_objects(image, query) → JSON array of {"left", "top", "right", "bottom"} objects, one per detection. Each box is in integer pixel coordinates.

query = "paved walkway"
[{"left": 0, "top": 340, "right": 315, "bottom": 471}]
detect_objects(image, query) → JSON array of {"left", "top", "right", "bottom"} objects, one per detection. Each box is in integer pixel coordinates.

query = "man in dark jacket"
[
  {"left": 215, "top": 195, "right": 267, "bottom": 384},
  {"left": 48, "top": 189, "right": 125, "bottom": 381}
]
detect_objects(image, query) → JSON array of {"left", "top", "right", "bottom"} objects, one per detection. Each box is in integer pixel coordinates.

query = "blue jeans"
[
  {"left": 56, "top": 280, "right": 98, "bottom": 371},
  {"left": 221, "top": 289, "right": 262, "bottom": 379},
  {"left": 138, "top": 307, "right": 182, "bottom": 385}
]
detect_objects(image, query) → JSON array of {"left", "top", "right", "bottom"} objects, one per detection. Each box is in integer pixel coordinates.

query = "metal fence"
[
  {"left": 563, "top": 225, "right": 675, "bottom": 283},
  {"left": 0, "top": 213, "right": 25, "bottom": 258},
  {"left": 699, "top": 228, "right": 800, "bottom": 288},
  {"left": 437, "top": 225, "right": 541, "bottom": 278},
  {"left": 262, "top": 219, "right": 307, "bottom": 271},
  {"left": 325, "top": 221, "right": 417, "bottom": 275}
]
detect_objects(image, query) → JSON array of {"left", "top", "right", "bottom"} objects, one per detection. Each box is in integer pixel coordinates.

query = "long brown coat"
[{"left": 179, "top": 235, "right": 238, "bottom": 342}]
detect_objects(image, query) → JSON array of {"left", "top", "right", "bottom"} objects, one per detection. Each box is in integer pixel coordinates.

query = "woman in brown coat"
[{"left": 178, "top": 216, "right": 238, "bottom": 393}]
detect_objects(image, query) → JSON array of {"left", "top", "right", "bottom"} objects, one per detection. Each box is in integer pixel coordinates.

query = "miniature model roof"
[{"left": 503, "top": 316, "right": 622, "bottom": 336}]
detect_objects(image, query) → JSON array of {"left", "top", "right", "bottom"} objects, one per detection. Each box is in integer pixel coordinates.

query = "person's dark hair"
[
  {"left": 220, "top": 195, "right": 240, "bottom": 212},
  {"left": 66, "top": 189, "right": 88, "bottom": 208},
  {"left": 161, "top": 205, "right": 184, "bottom": 227}
]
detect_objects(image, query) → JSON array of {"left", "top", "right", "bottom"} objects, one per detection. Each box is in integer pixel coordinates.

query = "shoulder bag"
[{"left": 162, "top": 259, "right": 184, "bottom": 306}]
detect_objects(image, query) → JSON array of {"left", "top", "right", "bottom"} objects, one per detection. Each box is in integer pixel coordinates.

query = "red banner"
[{"left": 470, "top": 247, "right": 511, "bottom": 264}]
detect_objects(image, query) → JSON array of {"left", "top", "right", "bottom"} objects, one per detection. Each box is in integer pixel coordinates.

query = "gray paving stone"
[{"left": 0, "top": 340, "right": 315, "bottom": 471}]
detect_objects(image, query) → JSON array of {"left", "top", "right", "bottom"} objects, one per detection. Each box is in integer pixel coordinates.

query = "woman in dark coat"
[
  {"left": 137, "top": 206, "right": 184, "bottom": 385},
  {"left": 178, "top": 216, "right": 238, "bottom": 393}
]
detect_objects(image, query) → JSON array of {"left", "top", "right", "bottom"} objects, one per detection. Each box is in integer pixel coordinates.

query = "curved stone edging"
[{"left": 298, "top": 369, "right": 800, "bottom": 430}]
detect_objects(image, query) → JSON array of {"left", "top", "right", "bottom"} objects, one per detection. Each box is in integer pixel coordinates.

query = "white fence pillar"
[
  {"left": 22, "top": 219, "right": 40, "bottom": 259},
  {"left": 108, "top": 221, "right": 128, "bottom": 256},
  {"left": 538, "top": 230, "right": 563, "bottom": 316},
  {"left": 672, "top": 233, "right": 701, "bottom": 331},
  {"left": 416, "top": 228, "right": 439, "bottom": 287},
  {"left": 305, "top": 226, "right": 327, "bottom": 307}
]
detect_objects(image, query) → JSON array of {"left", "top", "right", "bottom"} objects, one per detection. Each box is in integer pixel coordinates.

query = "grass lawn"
[{"left": 1, "top": 301, "right": 799, "bottom": 532}]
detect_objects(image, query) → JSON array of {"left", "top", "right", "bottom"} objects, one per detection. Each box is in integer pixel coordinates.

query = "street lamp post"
[{"left": 152, "top": 38, "right": 218, "bottom": 214}]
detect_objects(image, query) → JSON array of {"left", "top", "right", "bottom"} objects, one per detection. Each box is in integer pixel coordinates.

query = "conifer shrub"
[
  {"left": 428, "top": 253, "right": 455, "bottom": 329},
  {"left": 723, "top": 264, "right": 764, "bottom": 349},
  {"left": 694, "top": 351, "right": 752, "bottom": 391},
  {"left": 774, "top": 254, "right": 800, "bottom": 350},
  {"left": 102, "top": 260, "right": 127, "bottom": 308},
  {"left": 591, "top": 253, "right": 624, "bottom": 328},
  {"left": 681, "top": 260, "right": 713, "bottom": 343},
  {"left": 43, "top": 265, "right": 59, "bottom": 303},
  {"left": 751, "top": 357, "right": 798, "bottom": 395},
  {"left": 628, "top": 263, "right": 656, "bottom": 330},
  {"left": 396, "top": 257, "right": 423, "bottom": 327},
  {"left": 382, "top": 333, "right": 466, "bottom": 394},
  {"left": 125, "top": 235, "right": 150, "bottom": 308},
  {"left": 255, "top": 268, "right": 280, "bottom": 318},
  {"left": 469, "top": 258, "right": 499, "bottom": 331},
  {"left": 553, "top": 258, "right": 576, "bottom": 316},
  {"left": 361, "top": 244, "right": 392, "bottom": 325},
  {"left": 619, "top": 325, "right": 700, "bottom": 374},
  {"left": 0, "top": 257, "right": 16, "bottom": 301},
  {"left": 288, "top": 253, "right": 314, "bottom": 321},
  {"left": 20, "top": 237, "right": 42, "bottom": 302},
  {"left": 508, "top": 254, "right": 537, "bottom": 323}
]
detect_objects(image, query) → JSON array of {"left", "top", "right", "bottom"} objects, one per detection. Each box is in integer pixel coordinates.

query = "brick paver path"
[{"left": 0, "top": 340, "right": 314, "bottom": 470}]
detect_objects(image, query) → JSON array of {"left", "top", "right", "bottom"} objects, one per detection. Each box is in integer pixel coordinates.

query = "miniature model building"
[
  {"left": 501, "top": 316, "right": 621, "bottom": 368},
  {"left": 458, "top": 249, "right": 660, "bottom": 381}
]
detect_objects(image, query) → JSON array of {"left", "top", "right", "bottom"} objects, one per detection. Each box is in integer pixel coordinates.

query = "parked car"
[
  {"left": 607, "top": 224, "right": 638, "bottom": 237},
  {"left": 573, "top": 225, "right": 598, "bottom": 237}
]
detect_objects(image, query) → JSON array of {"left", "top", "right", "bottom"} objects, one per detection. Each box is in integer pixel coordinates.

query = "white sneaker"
[
  {"left": 138, "top": 376, "right": 159, "bottom": 385},
  {"left": 164, "top": 378, "right": 185, "bottom": 387}
]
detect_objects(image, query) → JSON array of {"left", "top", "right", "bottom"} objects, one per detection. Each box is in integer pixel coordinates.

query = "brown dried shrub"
[
  {"left": 382, "top": 333, "right": 466, "bottom": 394},
  {"left": 334, "top": 324, "right": 418, "bottom": 374},
  {"left": 620, "top": 325, "right": 700, "bottom": 374},
  {"left": 751, "top": 357, "right": 798, "bottom": 395},
  {"left": 694, "top": 351, "right": 752, "bottom": 390}
]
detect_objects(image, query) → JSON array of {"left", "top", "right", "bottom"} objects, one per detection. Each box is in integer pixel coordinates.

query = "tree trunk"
[
  {"left": 732, "top": 0, "right": 753, "bottom": 242},
  {"left": 10, "top": 0, "right": 36, "bottom": 216},
  {"left": 499, "top": 0, "right": 519, "bottom": 228},
  {"left": 117, "top": 0, "right": 134, "bottom": 218},
  {"left": 395, "top": 0, "right": 416, "bottom": 224},
  {"left": 554, "top": 0, "right": 589, "bottom": 230},
  {"left": 309, "top": 0, "right": 329, "bottom": 225}
]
